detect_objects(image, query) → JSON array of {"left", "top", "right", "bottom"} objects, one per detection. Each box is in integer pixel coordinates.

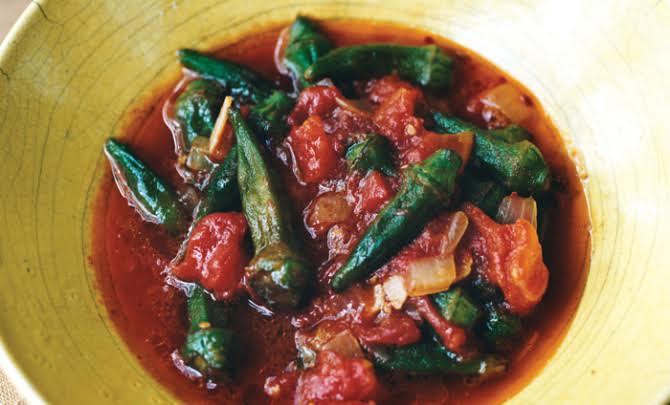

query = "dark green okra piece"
[
  {"left": 331, "top": 149, "right": 462, "bottom": 291},
  {"left": 305, "top": 44, "right": 453, "bottom": 90},
  {"left": 345, "top": 133, "right": 395, "bottom": 176},
  {"left": 248, "top": 90, "right": 295, "bottom": 145},
  {"left": 480, "top": 303, "right": 522, "bottom": 350},
  {"left": 193, "top": 145, "right": 240, "bottom": 222},
  {"left": 182, "top": 286, "right": 235, "bottom": 379},
  {"left": 283, "top": 16, "right": 333, "bottom": 88},
  {"left": 174, "top": 79, "right": 226, "bottom": 148},
  {"left": 104, "top": 139, "right": 185, "bottom": 235},
  {"left": 373, "top": 341, "right": 506, "bottom": 376},
  {"left": 179, "top": 49, "right": 273, "bottom": 104},
  {"left": 231, "top": 109, "right": 312, "bottom": 309},
  {"left": 431, "top": 112, "right": 531, "bottom": 143},
  {"left": 461, "top": 172, "right": 508, "bottom": 218},
  {"left": 431, "top": 112, "right": 550, "bottom": 196},
  {"left": 432, "top": 287, "right": 482, "bottom": 329}
]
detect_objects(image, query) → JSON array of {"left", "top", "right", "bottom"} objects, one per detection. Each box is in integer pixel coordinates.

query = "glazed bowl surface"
[{"left": 0, "top": 1, "right": 669, "bottom": 403}]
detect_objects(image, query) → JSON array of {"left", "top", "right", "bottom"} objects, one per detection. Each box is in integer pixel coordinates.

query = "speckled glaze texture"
[{"left": 0, "top": 1, "right": 668, "bottom": 404}]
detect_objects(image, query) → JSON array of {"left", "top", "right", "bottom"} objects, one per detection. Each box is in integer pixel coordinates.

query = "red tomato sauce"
[{"left": 90, "top": 20, "right": 591, "bottom": 404}]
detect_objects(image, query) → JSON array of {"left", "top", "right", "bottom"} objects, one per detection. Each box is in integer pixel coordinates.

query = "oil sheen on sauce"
[{"left": 90, "top": 20, "right": 591, "bottom": 405}]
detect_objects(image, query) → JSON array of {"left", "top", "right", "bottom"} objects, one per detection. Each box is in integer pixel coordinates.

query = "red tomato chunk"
[
  {"left": 354, "top": 311, "right": 421, "bottom": 346},
  {"left": 462, "top": 204, "right": 549, "bottom": 315},
  {"left": 288, "top": 115, "right": 338, "bottom": 184},
  {"left": 355, "top": 171, "right": 393, "bottom": 215},
  {"left": 289, "top": 85, "right": 341, "bottom": 126},
  {"left": 372, "top": 87, "right": 424, "bottom": 145},
  {"left": 171, "top": 213, "right": 249, "bottom": 300},
  {"left": 366, "top": 74, "right": 418, "bottom": 105},
  {"left": 295, "top": 351, "right": 380, "bottom": 403}
]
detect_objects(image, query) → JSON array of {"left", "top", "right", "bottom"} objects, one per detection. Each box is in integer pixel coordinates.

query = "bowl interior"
[{"left": 0, "top": 1, "right": 669, "bottom": 404}]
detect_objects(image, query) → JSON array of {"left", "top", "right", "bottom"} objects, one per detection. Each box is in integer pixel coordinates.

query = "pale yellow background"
[{"left": 0, "top": 1, "right": 669, "bottom": 405}]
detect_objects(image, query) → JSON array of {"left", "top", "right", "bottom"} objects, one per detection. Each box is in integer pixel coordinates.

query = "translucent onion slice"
[
  {"left": 335, "top": 96, "right": 372, "bottom": 117},
  {"left": 306, "top": 192, "right": 352, "bottom": 236},
  {"left": 405, "top": 255, "right": 456, "bottom": 297},
  {"left": 321, "top": 330, "right": 364, "bottom": 359},
  {"left": 382, "top": 275, "right": 408, "bottom": 310},
  {"left": 273, "top": 25, "right": 291, "bottom": 76},
  {"left": 185, "top": 136, "right": 213, "bottom": 171},
  {"left": 208, "top": 96, "right": 234, "bottom": 161},
  {"left": 496, "top": 193, "right": 538, "bottom": 229},
  {"left": 438, "top": 211, "right": 469, "bottom": 256},
  {"left": 480, "top": 83, "right": 534, "bottom": 125}
]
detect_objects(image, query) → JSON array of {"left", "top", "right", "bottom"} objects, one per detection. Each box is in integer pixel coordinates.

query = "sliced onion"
[
  {"left": 480, "top": 83, "right": 534, "bottom": 125},
  {"left": 369, "top": 283, "right": 384, "bottom": 315},
  {"left": 208, "top": 96, "right": 234, "bottom": 162},
  {"left": 185, "top": 136, "right": 213, "bottom": 171},
  {"left": 405, "top": 255, "right": 456, "bottom": 297},
  {"left": 382, "top": 275, "right": 408, "bottom": 310},
  {"left": 321, "top": 330, "right": 364, "bottom": 359},
  {"left": 273, "top": 25, "right": 291, "bottom": 76},
  {"left": 306, "top": 192, "right": 352, "bottom": 236},
  {"left": 335, "top": 96, "right": 372, "bottom": 117},
  {"left": 496, "top": 193, "right": 538, "bottom": 229},
  {"left": 438, "top": 211, "right": 469, "bottom": 256}
]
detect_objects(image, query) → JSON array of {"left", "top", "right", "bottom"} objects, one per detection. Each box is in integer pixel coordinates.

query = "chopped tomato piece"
[
  {"left": 462, "top": 203, "right": 549, "bottom": 315},
  {"left": 171, "top": 213, "right": 249, "bottom": 300},
  {"left": 402, "top": 131, "right": 474, "bottom": 168},
  {"left": 366, "top": 74, "right": 418, "bottom": 104},
  {"left": 289, "top": 85, "right": 341, "bottom": 126},
  {"left": 356, "top": 171, "right": 393, "bottom": 214},
  {"left": 372, "top": 88, "right": 424, "bottom": 145},
  {"left": 295, "top": 351, "right": 379, "bottom": 403},
  {"left": 355, "top": 311, "right": 421, "bottom": 346},
  {"left": 288, "top": 115, "right": 338, "bottom": 184}
]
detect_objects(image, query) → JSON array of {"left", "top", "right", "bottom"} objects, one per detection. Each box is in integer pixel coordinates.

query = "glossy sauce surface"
[{"left": 91, "top": 20, "right": 591, "bottom": 404}]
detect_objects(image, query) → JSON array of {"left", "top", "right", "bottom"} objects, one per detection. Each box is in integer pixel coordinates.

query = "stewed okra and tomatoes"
[{"left": 94, "top": 16, "right": 589, "bottom": 405}]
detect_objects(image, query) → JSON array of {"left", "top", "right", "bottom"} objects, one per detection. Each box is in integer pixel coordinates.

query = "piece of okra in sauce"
[
  {"left": 104, "top": 139, "right": 186, "bottom": 235},
  {"left": 373, "top": 341, "right": 506, "bottom": 376},
  {"left": 331, "top": 149, "right": 462, "bottom": 291},
  {"left": 192, "top": 145, "right": 240, "bottom": 222},
  {"left": 431, "top": 112, "right": 550, "bottom": 196},
  {"left": 283, "top": 15, "right": 333, "bottom": 88},
  {"left": 181, "top": 286, "right": 235, "bottom": 379},
  {"left": 305, "top": 44, "right": 454, "bottom": 90},
  {"left": 230, "top": 109, "right": 312, "bottom": 310},
  {"left": 178, "top": 49, "right": 294, "bottom": 145}
]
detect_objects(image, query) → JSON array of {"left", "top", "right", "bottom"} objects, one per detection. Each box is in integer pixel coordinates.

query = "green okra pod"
[
  {"left": 345, "top": 133, "right": 396, "bottom": 176},
  {"left": 432, "top": 287, "right": 482, "bottom": 329},
  {"left": 331, "top": 149, "right": 461, "bottom": 291},
  {"left": 181, "top": 286, "right": 235, "bottom": 379},
  {"left": 104, "top": 139, "right": 185, "bottom": 235},
  {"left": 480, "top": 303, "right": 522, "bottom": 350},
  {"left": 283, "top": 16, "right": 333, "bottom": 88},
  {"left": 461, "top": 172, "right": 508, "bottom": 218},
  {"left": 178, "top": 49, "right": 273, "bottom": 104},
  {"left": 372, "top": 341, "right": 506, "bottom": 376},
  {"left": 305, "top": 44, "right": 453, "bottom": 90},
  {"left": 192, "top": 145, "right": 240, "bottom": 222},
  {"left": 431, "top": 112, "right": 550, "bottom": 196},
  {"left": 248, "top": 90, "right": 295, "bottom": 145},
  {"left": 174, "top": 79, "right": 226, "bottom": 148},
  {"left": 231, "top": 109, "right": 312, "bottom": 309}
]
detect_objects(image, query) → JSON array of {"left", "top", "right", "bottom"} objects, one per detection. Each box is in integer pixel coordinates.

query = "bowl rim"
[{"left": 0, "top": 2, "right": 52, "bottom": 403}]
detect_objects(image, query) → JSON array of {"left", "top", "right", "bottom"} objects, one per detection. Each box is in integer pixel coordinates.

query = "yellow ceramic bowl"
[{"left": 1, "top": 0, "right": 669, "bottom": 404}]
